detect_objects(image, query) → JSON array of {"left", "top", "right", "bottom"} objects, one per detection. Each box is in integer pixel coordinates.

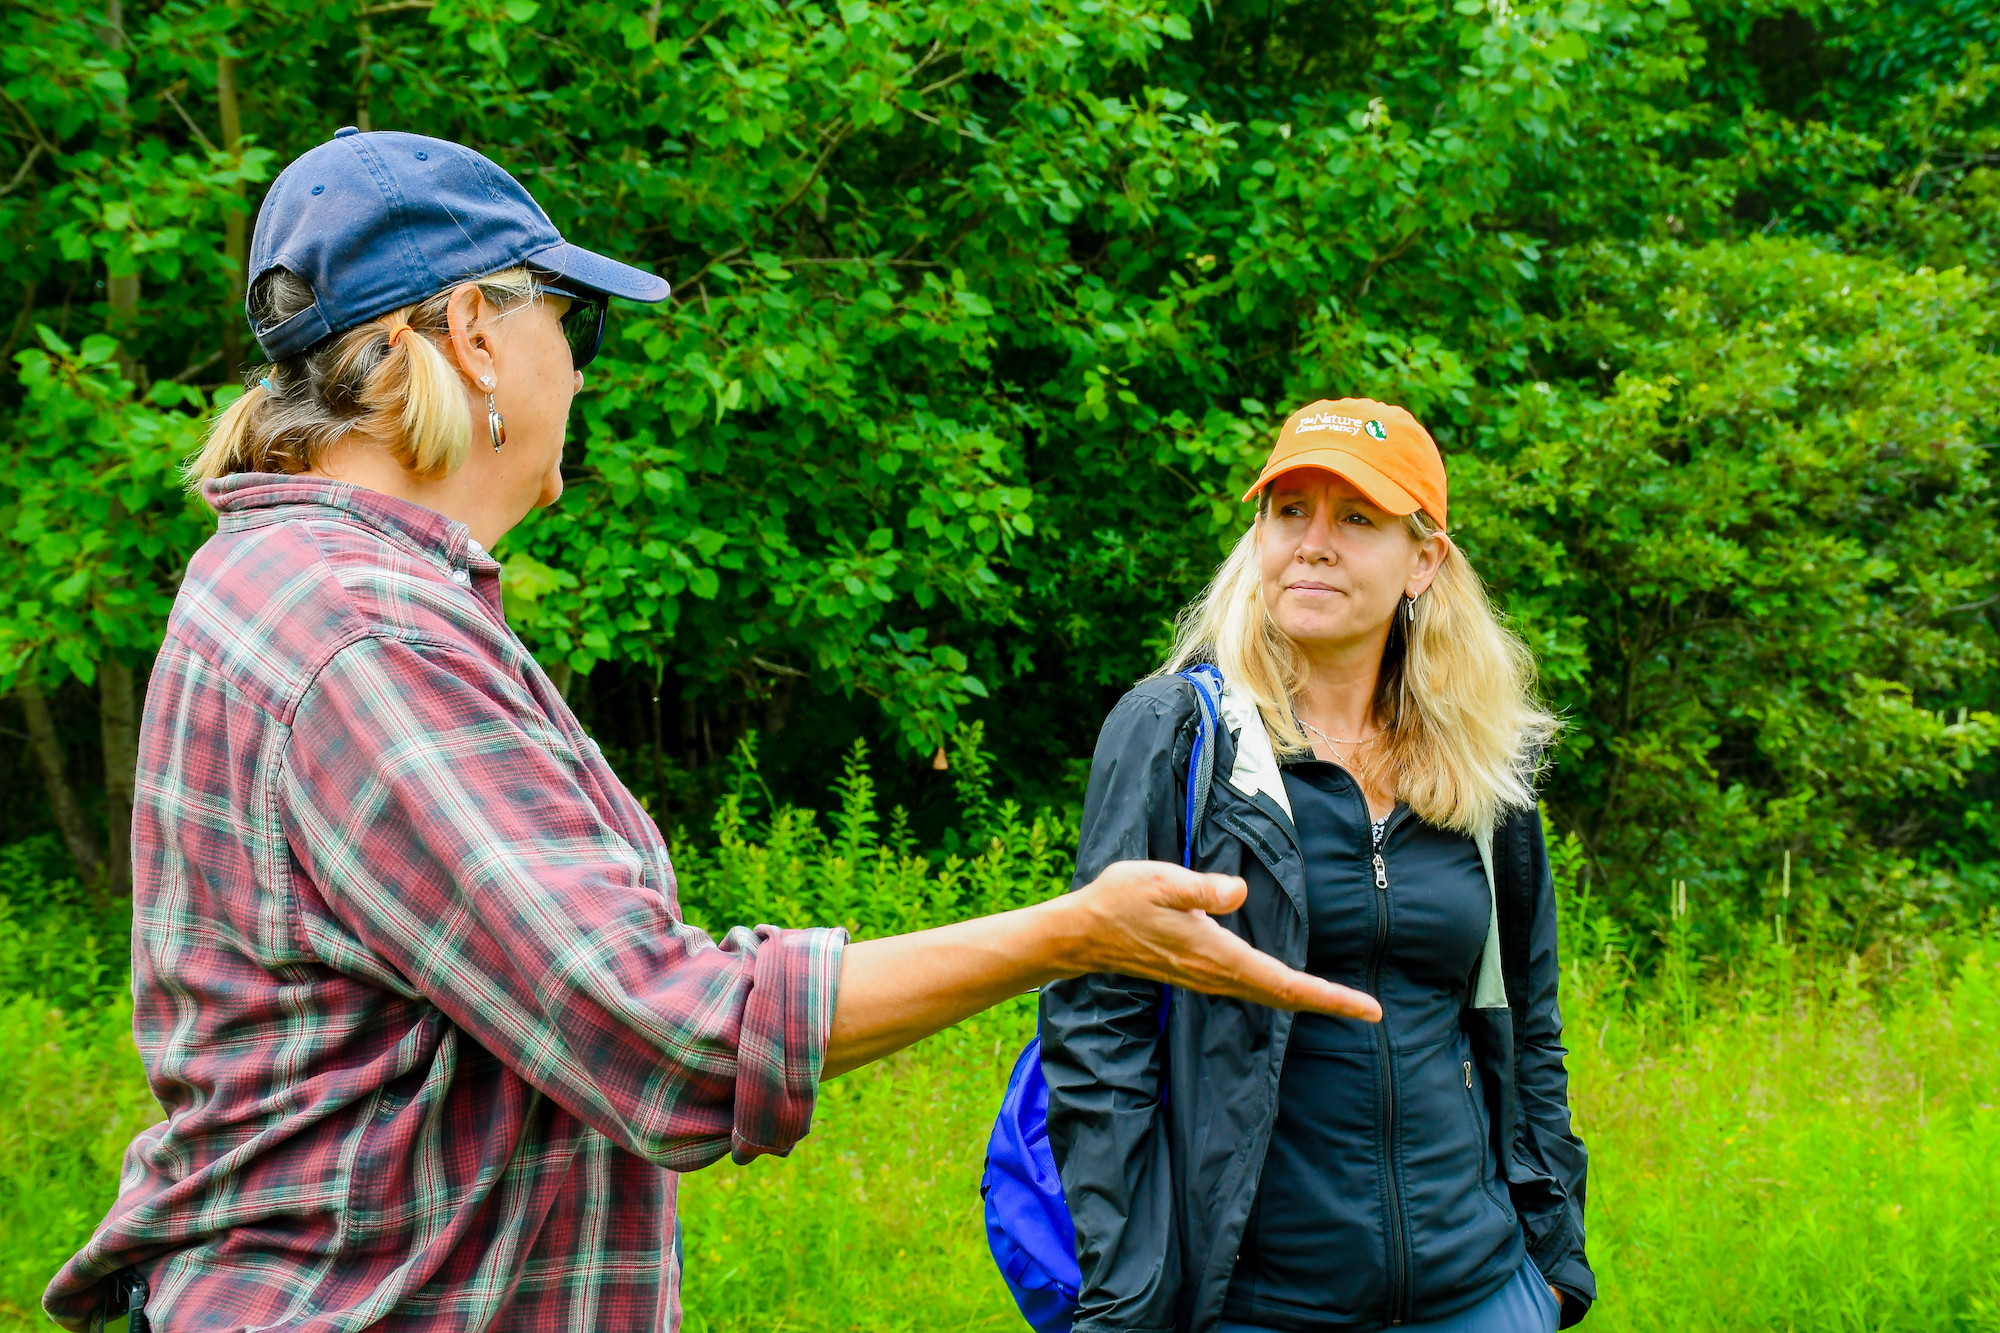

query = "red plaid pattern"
[{"left": 44, "top": 475, "right": 844, "bottom": 1332}]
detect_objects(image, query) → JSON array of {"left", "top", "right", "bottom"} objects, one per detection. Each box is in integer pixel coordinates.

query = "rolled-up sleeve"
[{"left": 279, "top": 633, "right": 843, "bottom": 1169}]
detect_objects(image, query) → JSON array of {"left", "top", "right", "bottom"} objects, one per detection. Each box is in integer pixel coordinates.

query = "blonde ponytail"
[
  {"left": 390, "top": 313, "right": 473, "bottom": 477},
  {"left": 188, "top": 380, "right": 275, "bottom": 484},
  {"left": 1162, "top": 501, "right": 1557, "bottom": 835},
  {"left": 186, "top": 266, "right": 539, "bottom": 485}
]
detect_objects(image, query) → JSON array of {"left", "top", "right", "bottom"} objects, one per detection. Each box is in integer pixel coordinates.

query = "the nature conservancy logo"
[
  {"left": 1364, "top": 419, "right": 1388, "bottom": 440},
  {"left": 1294, "top": 410, "right": 1370, "bottom": 437}
]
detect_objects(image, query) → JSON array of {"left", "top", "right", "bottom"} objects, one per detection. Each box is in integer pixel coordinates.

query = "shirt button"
[{"left": 451, "top": 569, "right": 471, "bottom": 586}]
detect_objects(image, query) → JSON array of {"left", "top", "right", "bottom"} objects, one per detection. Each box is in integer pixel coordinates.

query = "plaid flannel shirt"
[{"left": 44, "top": 475, "right": 844, "bottom": 1332}]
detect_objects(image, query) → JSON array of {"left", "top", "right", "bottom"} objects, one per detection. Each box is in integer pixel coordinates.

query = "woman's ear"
[
  {"left": 1406, "top": 530, "right": 1453, "bottom": 598},
  {"left": 443, "top": 283, "right": 496, "bottom": 391}
]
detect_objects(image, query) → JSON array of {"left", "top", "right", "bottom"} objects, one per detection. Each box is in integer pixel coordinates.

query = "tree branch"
[
  {"left": 161, "top": 85, "right": 218, "bottom": 155},
  {"left": 0, "top": 91, "right": 57, "bottom": 156},
  {"left": 173, "top": 348, "right": 225, "bottom": 382},
  {"left": 0, "top": 141, "right": 43, "bottom": 197},
  {"left": 751, "top": 655, "right": 810, "bottom": 678}
]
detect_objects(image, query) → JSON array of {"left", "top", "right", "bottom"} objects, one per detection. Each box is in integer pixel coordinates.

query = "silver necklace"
[{"left": 1300, "top": 718, "right": 1376, "bottom": 751}]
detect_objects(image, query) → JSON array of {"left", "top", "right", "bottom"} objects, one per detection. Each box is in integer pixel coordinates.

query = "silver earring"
[
  {"left": 478, "top": 374, "right": 494, "bottom": 389},
  {"left": 486, "top": 393, "right": 507, "bottom": 452},
  {"left": 1407, "top": 594, "right": 1417, "bottom": 624}
]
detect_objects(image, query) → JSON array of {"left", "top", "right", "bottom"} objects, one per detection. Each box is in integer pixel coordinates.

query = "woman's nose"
[{"left": 1298, "top": 510, "right": 1337, "bottom": 559}]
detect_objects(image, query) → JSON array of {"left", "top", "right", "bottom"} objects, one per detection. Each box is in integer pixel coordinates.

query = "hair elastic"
[
  {"left": 386, "top": 318, "right": 412, "bottom": 347},
  {"left": 258, "top": 376, "right": 274, "bottom": 392}
]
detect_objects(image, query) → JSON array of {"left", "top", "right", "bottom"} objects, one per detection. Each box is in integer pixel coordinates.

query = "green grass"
[
  {"left": 1578, "top": 948, "right": 2000, "bottom": 1331},
  {"left": 4, "top": 779, "right": 1997, "bottom": 1332},
  {"left": 0, "top": 996, "right": 159, "bottom": 1331},
  {"left": 677, "top": 1002, "right": 1036, "bottom": 1333},
  {"left": 4, "top": 950, "right": 1999, "bottom": 1332}
]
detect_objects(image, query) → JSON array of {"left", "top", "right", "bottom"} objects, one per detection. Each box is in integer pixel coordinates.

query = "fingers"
[
  {"left": 1206, "top": 927, "right": 1383, "bottom": 1021},
  {"left": 1074, "top": 860, "right": 1381, "bottom": 1021},
  {"left": 1097, "top": 859, "right": 1247, "bottom": 915},
  {"left": 1149, "top": 865, "right": 1249, "bottom": 916}
]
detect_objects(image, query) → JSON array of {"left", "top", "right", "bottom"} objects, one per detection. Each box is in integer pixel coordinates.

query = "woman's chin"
[
  {"left": 1276, "top": 616, "right": 1373, "bottom": 648},
  {"left": 536, "top": 468, "right": 566, "bottom": 509}
]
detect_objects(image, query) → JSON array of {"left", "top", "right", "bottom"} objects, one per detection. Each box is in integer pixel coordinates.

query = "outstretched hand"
[
  {"left": 1064, "top": 860, "right": 1382, "bottom": 1021},
  {"left": 823, "top": 858, "right": 1378, "bottom": 1078}
]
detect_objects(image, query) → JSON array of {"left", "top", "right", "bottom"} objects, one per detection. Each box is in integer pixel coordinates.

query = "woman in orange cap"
[{"left": 1040, "top": 400, "right": 1595, "bottom": 1331}]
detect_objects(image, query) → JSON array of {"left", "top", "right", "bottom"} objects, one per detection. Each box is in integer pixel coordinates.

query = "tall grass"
[
  {"left": 1555, "top": 843, "right": 2000, "bottom": 1332},
  {"left": 670, "top": 727, "right": 1076, "bottom": 943},
  {"left": 0, "top": 996, "right": 158, "bottom": 1330},
  {"left": 1, "top": 735, "right": 1996, "bottom": 1331}
]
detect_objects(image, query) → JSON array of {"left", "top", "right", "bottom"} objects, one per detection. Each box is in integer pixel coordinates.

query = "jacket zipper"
[{"left": 1364, "top": 813, "right": 1413, "bottom": 1326}]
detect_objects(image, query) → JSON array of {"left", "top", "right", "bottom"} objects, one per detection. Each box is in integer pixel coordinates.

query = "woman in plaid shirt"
[{"left": 44, "top": 131, "right": 1378, "bottom": 1333}]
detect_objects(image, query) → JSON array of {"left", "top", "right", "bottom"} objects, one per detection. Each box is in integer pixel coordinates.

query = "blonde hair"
[
  {"left": 188, "top": 266, "right": 541, "bottom": 484},
  {"left": 1162, "top": 495, "right": 1558, "bottom": 835}
]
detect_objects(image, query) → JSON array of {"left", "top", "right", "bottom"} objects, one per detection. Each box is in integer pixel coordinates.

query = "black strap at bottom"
[{"left": 96, "top": 1267, "right": 150, "bottom": 1333}]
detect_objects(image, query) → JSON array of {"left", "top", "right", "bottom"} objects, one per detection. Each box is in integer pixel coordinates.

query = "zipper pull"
[{"left": 1372, "top": 853, "right": 1388, "bottom": 890}]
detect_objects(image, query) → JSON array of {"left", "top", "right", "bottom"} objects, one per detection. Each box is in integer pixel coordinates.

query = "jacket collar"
[
  {"left": 203, "top": 473, "right": 490, "bottom": 579},
  {"left": 1217, "top": 678, "right": 1294, "bottom": 828}
]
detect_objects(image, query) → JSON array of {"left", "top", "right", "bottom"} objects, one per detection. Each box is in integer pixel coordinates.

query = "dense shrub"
[
  {"left": 2, "top": 0, "right": 1996, "bottom": 947},
  {"left": 0, "top": 837, "right": 128, "bottom": 1012}
]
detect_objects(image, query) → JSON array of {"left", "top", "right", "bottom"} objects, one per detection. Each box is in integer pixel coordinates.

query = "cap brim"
[
  {"left": 1242, "top": 449, "right": 1423, "bottom": 515},
  {"left": 523, "top": 240, "right": 672, "bottom": 303}
]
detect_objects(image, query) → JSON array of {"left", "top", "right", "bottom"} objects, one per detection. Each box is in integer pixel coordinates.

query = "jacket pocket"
[{"left": 1459, "top": 1059, "right": 1515, "bottom": 1221}]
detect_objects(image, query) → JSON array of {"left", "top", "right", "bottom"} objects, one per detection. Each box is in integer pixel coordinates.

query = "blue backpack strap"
[
  {"left": 1165, "top": 664, "right": 1225, "bottom": 1031},
  {"left": 1177, "top": 664, "right": 1223, "bottom": 869}
]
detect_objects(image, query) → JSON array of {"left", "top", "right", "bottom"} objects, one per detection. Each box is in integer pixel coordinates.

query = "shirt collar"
[{"left": 203, "top": 473, "right": 501, "bottom": 581}]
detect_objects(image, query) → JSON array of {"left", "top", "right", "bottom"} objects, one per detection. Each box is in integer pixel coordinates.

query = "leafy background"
[{"left": 3, "top": 0, "right": 1998, "bottom": 963}]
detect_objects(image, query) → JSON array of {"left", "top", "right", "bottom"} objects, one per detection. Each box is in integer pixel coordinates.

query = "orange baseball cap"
[{"left": 1241, "top": 398, "right": 1448, "bottom": 528}]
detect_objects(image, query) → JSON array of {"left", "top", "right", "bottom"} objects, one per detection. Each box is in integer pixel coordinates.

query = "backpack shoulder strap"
[
  {"left": 1177, "top": 664, "right": 1224, "bottom": 868},
  {"left": 1160, "top": 663, "right": 1226, "bottom": 1034}
]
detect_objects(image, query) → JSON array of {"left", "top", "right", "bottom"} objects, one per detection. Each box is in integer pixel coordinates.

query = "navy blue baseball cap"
[{"left": 248, "top": 127, "right": 670, "bottom": 362}]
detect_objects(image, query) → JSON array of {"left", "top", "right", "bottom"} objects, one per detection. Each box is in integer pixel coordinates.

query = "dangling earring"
[
  {"left": 1406, "top": 593, "right": 1417, "bottom": 624},
  {"left": 486, "top": 393, "right": 507, "bottom": 453}
]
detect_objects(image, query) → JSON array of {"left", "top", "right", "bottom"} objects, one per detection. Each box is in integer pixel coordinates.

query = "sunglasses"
[{"left": 533, "top": 277, "right": 609, "bottom": 369}]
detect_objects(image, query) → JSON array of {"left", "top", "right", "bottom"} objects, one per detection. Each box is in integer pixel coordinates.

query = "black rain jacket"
[{"left": 1039, "top": 675, "right": 1595, "bottom": 1332}]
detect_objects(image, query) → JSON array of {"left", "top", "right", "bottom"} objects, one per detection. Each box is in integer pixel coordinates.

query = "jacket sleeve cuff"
[
  {"left": 729, "top": 924, "right": 845, "bottom": 1162},
  {"left": 1545, "top": 1253, "right": 1597, "bottom": 1327}
]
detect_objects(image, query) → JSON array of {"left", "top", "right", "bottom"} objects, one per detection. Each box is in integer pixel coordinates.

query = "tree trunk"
[
  {"left": 17, "top": 679, "right": 106, "bottom": 885},
  {"left": 355, "top": 19, "right": 375, "bottom": 132},
  {"left": 99, "top": 658, "right": 139, "bottom": 895},
  {"left": 101, "top": 0, "right": 145, "bottom": 382},
  {"left": 217, "top": 0, "right": 246, "bottom": 373}
]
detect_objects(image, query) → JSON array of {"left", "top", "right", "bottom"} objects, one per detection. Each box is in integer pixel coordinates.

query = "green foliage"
[
  {"left": 1459, "top": 237, "right": 2000, "bottom": 926},
  {"left": 0, "top": 835, "right": 127, "bottom": 1011},
  {"left": 0, "top": 334, "right": 215, "bottom": 690},
  {"left": 3, "top": 0, "right": 1997, "bottom": 940},
  {"left": 673, "top": 724, "right": 1076, "bottom": 940}
]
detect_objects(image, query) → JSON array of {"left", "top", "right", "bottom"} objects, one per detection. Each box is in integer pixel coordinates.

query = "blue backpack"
[{"left": 980, "top": 664, "right": 1225, "bottom": 1333}]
